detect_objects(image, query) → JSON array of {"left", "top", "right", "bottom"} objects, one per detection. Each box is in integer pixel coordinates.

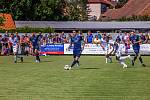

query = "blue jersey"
[
  {"left": 71, "top": 35, "right": 83, "bottom": 50},
  {"left": 130, "top": 35, "right": 140, "bottom": 49},
  {"left": 86, "top": 34, "right": 93, "bottom": 43},
  {"left": 30, "top": 35, "right": 38, "bottom": 46}
]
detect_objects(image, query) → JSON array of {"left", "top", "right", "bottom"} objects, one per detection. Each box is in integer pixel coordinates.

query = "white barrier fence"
[{"left": 64, "top": 44, "right": 150, "bottom": 55}]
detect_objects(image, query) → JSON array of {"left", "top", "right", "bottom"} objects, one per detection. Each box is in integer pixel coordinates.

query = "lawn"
[{"left": 0, "top": 56, "right": 150, "bottom": 100}]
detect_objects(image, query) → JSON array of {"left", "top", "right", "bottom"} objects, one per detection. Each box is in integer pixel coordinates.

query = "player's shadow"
[
  {"left": 20, "top": 60, "right": 52, "bottom": 63},
  {"left": 41, "top": 60, "right": 53, "bottom": 63},
  {"left": 80, "top": 67, "right": 100, "bottom": 70}
]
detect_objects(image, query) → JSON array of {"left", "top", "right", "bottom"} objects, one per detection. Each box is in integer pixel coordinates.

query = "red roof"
[
  {"left": 103, "top": 0, "right": 150, "bottom": 20},
  {"left": 88, "top": 0, "right": 113, "bottom": 5}
]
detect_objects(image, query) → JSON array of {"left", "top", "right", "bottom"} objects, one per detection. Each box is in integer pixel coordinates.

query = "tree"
[
  {"left": 0, "top": 16, "right": 5, "bottom": 25},
  {"left": 0, "top": 0, "right": 89, "bottom": 21}
]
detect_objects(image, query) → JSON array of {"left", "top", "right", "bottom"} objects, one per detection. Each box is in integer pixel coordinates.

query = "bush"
[{"left": 0, "top": 26, "right": 55, "bottom": 33}]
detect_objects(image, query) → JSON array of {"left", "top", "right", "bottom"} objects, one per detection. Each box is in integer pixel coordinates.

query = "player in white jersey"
[
  {"left": 114, "top": 39, "right": 133, "bottom": 68},
  {"left": 9, "top": 33, "right": 23, "bottom": 63},
  {"left": 101, "top": 35, "right": 113, "bottom": 63}
]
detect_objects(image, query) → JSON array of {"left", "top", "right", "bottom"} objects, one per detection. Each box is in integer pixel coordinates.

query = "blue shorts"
[
  {"left": 133, "top": 49, "right": 140, "bottom": 54},
  {"left": 133, "top": 45, "right": 140, "bottom": 54},
  {"left": 73, "top": 49, "right": 82, "bottom": 58},
  {"left": 33, "top": 45, "right": 39, "bottom": 51}
]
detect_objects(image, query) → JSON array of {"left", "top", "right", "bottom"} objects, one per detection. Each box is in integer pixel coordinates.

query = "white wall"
[{"left": 88, "top": 3, "right": 101, "bottom": 20}]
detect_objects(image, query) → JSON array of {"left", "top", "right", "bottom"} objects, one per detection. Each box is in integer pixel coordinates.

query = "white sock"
[
  {"left": 106, "top": 58, "right": 108, "bottom": 63},
  {"left": 119, "top": 56, "right": 130, "bottom": 60},
  {"left": 121, "top": 62, "right": 127, "bottom": 67}
]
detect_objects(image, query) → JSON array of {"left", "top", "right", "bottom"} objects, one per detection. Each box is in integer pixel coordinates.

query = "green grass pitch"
[{"left": 0, "top": 55, "right": 150, "bottom": 100}]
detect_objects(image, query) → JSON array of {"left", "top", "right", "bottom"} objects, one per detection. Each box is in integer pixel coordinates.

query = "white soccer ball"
[{"left": 64, "top": 65, "right": 70, "bottom": 70}]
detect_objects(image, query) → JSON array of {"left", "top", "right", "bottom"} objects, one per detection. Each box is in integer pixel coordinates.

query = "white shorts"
[
  {"left": 115, "top": 51, "right": 121, "bottom": 57},
  {"left": 104, "top": 47, "right": 113, "bottom": 55}
]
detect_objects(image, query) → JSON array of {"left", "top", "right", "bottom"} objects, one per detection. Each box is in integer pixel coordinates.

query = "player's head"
[
  {"left": 131, "top": 31, "right": 135, "bottom": 35},
  {"left": 88, "top": 31, "right": 91, "bottom": 35},
  {"left": 102, "top": 33, "right": 106, "bottom": 39},
  {"left": 72, "top": 30, "right": 76, "bottom": 36},
  {"left": 10, "top": 33, "right": 14, "bottom": 38},
  {"left": 95, "top": 35, "right": 98, "bottom": 39},
  {"left": 32, "top": 32, "right": 35, "bottom": 36},
  {"left": 15, "top": 32, "right": 18, "bottom": 35}
]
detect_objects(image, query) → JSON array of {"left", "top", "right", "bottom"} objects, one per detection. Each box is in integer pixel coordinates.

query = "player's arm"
[{"left": 67, "top": 38, "right": 73, "bottom": 51}]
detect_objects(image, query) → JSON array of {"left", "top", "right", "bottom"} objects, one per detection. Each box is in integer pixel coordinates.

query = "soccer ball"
[{"left": 64, "top": 65, "right": 70, "bottom": 70}]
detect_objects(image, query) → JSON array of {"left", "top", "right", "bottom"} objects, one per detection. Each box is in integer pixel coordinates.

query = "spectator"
[
  {"left": 85, "top": 31, "right": 93, "bottom": 43},
  {"left": 140, "top": 33, "right": 146, "bottom": 43},
  {"left": 20, "top": 35, "right": 26, "bottom": 55},
  {"left": 93, "top": 35, "right": 101, "bottom": 45},
  {"left": 53, "top": 34, "right": 61, "bottom": 44},
  {"left": 97, "top": 31, "right": 102, "bottom": 40},
  {"left": 144, "top": 33, "right": 149, "bottom": 44},
  {"left": 0, "top": 34, "right": 2, "bottom": 55}
]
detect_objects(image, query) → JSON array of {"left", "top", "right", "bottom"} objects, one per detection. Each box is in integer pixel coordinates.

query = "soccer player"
[
  {"left": 114, "top": 39, "right": 133, "bottom": 68},
  {"left": 130, "top": 31, "right": 146, "bottom": 67},
  {"left": 122, "top": 32, "right": 131, "bottom": 54},
  {"left": 30, "top": 33, "right": 41, "bottom": 63},
  {"left": 101, "top": 35, "right": 113, "bottom": 63},
  {"left": 9, "top": 33, "right": 23, "bottom": 63},
  {"left": 67, "top": 31, "right": 84, "bottom": 70}
]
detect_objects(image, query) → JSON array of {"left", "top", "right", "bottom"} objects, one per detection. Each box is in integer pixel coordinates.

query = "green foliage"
[
  {"left": 0, "top": 0, "right": 88, "bottom": 21},
  {"left": 118, "top": 15, "right": 150, "bottom": 21},
  {"left": 0, "top": 16, "right": 5, "bottom": 25},
  {"left": 0, "top": 27, "right": 54, "bottom": 33}
]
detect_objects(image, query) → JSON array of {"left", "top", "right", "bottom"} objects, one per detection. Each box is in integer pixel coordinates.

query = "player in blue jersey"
[
  {"left": 67, "top": 31, "right": 85, "bottom": 70},
  {"left": 130, "top": 31, "right": 146, "bottom": 67},
  {"left": 9, "top": 33, "right": 23, "bottom": 63},
  {"left": 30, "top": 33, "right": 40, "bottom": 63}
]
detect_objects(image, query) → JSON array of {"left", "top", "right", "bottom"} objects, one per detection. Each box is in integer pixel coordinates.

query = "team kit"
[{"left": 9, "top": 31, "right": 146, "bottom": 70}]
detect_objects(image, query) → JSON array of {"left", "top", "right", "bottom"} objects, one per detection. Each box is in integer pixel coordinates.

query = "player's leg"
[
  {"left": 13, "top": 46, "right": 18, "bottom": 63},
  {"left": 35, "top": 49, "right": 40, "bottom": 63},
  {"left": 70, "top": 50, "right": 80, "bottom": 68},
  {"left": 34, "top": 45, "right": 40, "bottom": 62},
  {"left": 120, "top": 61, "right": 127, "bottom": 68},
  {"left": 117, "top": 54, "right": 128, "bottom": 68},
  {"left": 132, "top": 48, "right": 140, "bottom": 66},
  {"left": 138, "top": 53, "right": 146, "bottom": 67}
]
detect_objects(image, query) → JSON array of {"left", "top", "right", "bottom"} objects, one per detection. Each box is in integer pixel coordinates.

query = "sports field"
[{"left": 0, "top": 56, "right": 150, "bottom": 100}]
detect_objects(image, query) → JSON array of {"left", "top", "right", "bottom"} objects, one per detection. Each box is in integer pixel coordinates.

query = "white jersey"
[
  {"left": 101, "top": 38, "right": 114, "bottom": 54},
  {"left": 115, "top": 43, "right": 124, "bottom": 57},
  {"left": 9, "top": 36, "right": 19, "bottom": 53}
]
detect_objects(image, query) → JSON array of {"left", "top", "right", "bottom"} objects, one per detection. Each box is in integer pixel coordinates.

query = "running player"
[
  {"left": 114, "top": 38, "right": 133, "bottom": 68},
  {"left": 67, "top": 31, "right": 85, "bottom": 70},
  {"left": 130, "top": 31, "right": 146, "bottom": 67},
  {"left": 30, "top": 33, "right": 40, "bottom": 62},
  {"left": 9, "top": 33, "right": 23, "bottom": 63},
  {"left": 101, "top": 34, "right": 113, "bottom": 63}
]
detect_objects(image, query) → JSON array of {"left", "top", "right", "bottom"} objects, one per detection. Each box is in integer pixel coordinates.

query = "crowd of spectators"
[{"left": 0, "top": 31, "right": 150, "bottom": 55}]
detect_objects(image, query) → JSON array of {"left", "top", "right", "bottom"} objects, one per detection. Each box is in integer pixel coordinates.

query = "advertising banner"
[
  {"left": 40, "top": 44, "right": 64, "bottom": 54},
  {"left": 64, "top": 44, "right": 150, "bottom": 55}
]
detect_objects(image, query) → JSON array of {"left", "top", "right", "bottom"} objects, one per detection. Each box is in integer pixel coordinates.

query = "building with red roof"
[
  {"left": 102, "top": 0, "right": 150, "bottom": 20},
  {"left": 88, "top": 0, "right": 114, "bottom": 20}
]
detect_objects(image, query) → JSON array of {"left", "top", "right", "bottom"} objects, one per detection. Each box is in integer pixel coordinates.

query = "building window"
[{"left": 101, "top": 4, "right": 107, "bottom": 14}]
